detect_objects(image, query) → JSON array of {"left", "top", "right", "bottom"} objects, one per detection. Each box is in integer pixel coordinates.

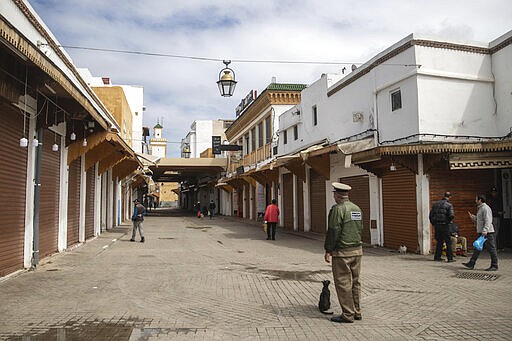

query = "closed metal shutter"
[
  {"left": 282, "top": 173, "right": 293, "bottom": 229},
  {"left": 382, "top": 166, "right": 417, "bottom": 252},
  {"left": 0, "top": 104, "right": 28, "bottom": 276},
  {"left": 39, "top": 129, "right": 60, "bottom": 259},
  {"left": 296, "top": 177, "right": 304, "bottom": 231},
  {"left": 341, "top": 175, "right": 370, "bottom": 244},
  {"left": 67, "top": 157, "right": 81, "bottom": 246},
  {"left": 309, "top": 169, "right": 326, "bottom": 233},
  {"left": 85, "top": 167, "right": 95, "bottom": 239},
  {"left": 428, "top": 162, "right": 493, "bottom": 250}
]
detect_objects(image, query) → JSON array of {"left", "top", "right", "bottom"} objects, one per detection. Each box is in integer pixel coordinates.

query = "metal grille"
[{"left": 456, "top": 271, "right": 499, "bottom": 281}]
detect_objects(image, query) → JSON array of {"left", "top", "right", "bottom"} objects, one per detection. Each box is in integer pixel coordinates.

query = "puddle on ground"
[
  {"left": 261, "top": 269, "right": 331, "bottom": 281},
  {"left": 226, "top": 262, "right": 330, "bottom": 282},
  {"left": 4, "top": 320, "right": 208, "bottom": 340}
]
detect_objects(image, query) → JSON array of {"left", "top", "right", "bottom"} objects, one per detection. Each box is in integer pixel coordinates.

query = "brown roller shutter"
[
  {"left": 0, "top": 104, "right": 28, "bottom": 276},
  {"left": 296, "top": 177, "right": 304, "bottom": 231},
  {"left": 341, "top": 175, "right": 370, "bottom": 244},
  {"left": 39, "top": 129, "right": 60, "bottom": 259},
  {"left": 382, "top": 166, "right": 417, "bottom": 252},
  {"left": 67, "top": 157, "right": 81, "bottom": 246},
  {"left": 282, "top": 173, "right": 293, "bottom": 229},
  {"left": 85, "top": 166, "right": 95, "bottom": 239},
  {"left": 428, "top": 161, "right": 493, "bottom": 250},
  {"left": 310, "top": 169, "right": 326, "bottom": 233}
]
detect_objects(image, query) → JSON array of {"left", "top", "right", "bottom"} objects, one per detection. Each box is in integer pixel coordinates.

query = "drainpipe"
[{"left": 31, "top": 128, "right": 43, "bottom": 269}]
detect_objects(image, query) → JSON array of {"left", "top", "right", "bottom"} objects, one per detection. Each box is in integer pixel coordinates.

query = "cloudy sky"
[{"left": 28, "top": 0, "right": 511, "bottom": 157}]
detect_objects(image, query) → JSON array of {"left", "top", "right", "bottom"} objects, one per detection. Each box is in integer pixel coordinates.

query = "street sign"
[
  {"left": 212, "top": 135, "right": 222, "bottom": 154},
  {"left": 219, "top": 144, "right": 243, "bottom": 151}
]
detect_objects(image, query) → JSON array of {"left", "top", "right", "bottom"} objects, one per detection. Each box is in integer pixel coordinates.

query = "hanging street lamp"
[{"left": 217, "top": 60, "right": 237, "bottom": 97}]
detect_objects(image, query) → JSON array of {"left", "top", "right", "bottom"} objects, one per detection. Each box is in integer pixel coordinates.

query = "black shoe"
[
  {"left": 485, "top": 267, "right": 498, "bottom": 271},
  {"left": 140, "top": 237, "right": 145, "bottom": 243},
  {"left": 447, "top": 259, "right": 456, "bottom": 263},
  {"left": 354, "top": 314, "right": 362, "bottom": 321},
  {"left": 130, "top": 239, "right": 135, "bottom": 242},
  {"left": 462, "top": 262, "right": 474, "bottom": 270},
  {"left": 331, "top": 316, "right": 354, "bottom": 323}
]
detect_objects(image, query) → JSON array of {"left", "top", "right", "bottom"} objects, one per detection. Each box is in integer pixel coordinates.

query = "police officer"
[{"left": 324, "top": 182, "right": 363, "bottom": 323}]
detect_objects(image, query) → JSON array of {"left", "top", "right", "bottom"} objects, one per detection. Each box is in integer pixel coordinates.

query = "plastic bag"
[{"left": 472, "top": 235, "right": 487, "bottom": 251}]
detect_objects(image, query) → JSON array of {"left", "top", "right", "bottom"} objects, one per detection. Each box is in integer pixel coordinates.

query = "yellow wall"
[
  {"left": 159, "top": 182, "right": 179, "bottom": 203},
  {"left": 92, "top": 86, "right": 133, "bottom": 147}
]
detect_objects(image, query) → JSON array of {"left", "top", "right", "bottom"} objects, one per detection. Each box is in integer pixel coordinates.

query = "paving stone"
[{"left": 0, "top": 210, "right": 511, "bottom": 340}]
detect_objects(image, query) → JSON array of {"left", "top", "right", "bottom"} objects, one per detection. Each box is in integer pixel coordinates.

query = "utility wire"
[{"left": 58, "top": 44, "right": 359, "bottom": 65}]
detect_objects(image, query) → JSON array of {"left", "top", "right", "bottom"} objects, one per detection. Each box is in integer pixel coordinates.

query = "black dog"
[{"left": 318, "top": 280, "right": 333, "bottom": 314}]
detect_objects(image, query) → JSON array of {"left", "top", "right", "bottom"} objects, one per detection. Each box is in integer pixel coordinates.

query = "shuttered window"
[
  {"left": 67, "top": 157, "right": 81, "bottom": 246},
  {"left": 309, "top": 169, "right": 326, "bottom": 233},
  {"left": 282, "top": 173, "right": 294, "bottom": 229},
  {"left": 0, "top": 105, "right": 28, "bottom": 276},
  {"left": 39, "top": 129, "right": 60, "bottom": 258}
]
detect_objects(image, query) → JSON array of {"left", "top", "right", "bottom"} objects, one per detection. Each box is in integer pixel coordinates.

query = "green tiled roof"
[{"left": 266, "top": 83, "right": 307, "bottom": 91}]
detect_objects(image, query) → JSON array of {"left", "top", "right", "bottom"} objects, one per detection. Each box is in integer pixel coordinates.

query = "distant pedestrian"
[
  {"left": 195, "top": 201, "right": 201, "bottom": 218},
  {"left": 208, "top": 200, "right": 216, "bottom": 219},
  {"left": 429, "top": 192, "right": 455, "bottom": 262},
  {"left": 489, "top": 187, "right": 503, "bottom": 243},
  {"left": 130, "top": 199, "right": 146, "bottom": 243},
  {"left": 324, "top": 182, "right": 363, "bottom": 323},
  {"left": 463, "top": 194, "right": 498, "bottom": 271},
  {"left": 264, "top": 199, "right": 280, "bottom": 240}
]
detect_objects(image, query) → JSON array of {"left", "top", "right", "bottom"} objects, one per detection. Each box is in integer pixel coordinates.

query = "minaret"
[{"left": 149, "top": 121, "right": 167, "bottom": 157}]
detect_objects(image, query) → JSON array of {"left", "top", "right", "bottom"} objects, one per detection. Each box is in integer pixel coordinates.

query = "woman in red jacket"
[{"left": 264, "top": 199, "right": 280, "bottom": 240}]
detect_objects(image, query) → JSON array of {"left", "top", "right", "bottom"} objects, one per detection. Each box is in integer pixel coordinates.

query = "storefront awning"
[
  {"left": 352, "top": 139, "right": 512, "bottom": 164},
  {"left": 215, "top": 182, "right": 234, "bottom": 192},
  {"left": 68, "top": 131, "right": 138, "bottom": 170}
]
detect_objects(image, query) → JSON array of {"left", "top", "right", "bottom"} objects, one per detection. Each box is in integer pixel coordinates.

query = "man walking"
[
  {"left": 463, "top": 194, "right": 499, "bottom": 271},
  {"left": 429, "top": 192, "right": 455, "bottom": 262},
  {"left": 264, "top": 199, "right": 280, "bottom": 240},
  {"left": 130, "top": 198, "right": 146, "bottom": 243},
  {"left": 208, "top": 199, "right": 216, "bottom": 219},
  {"left": 324, "top": 182, "right": 363, "bottom": 323}
]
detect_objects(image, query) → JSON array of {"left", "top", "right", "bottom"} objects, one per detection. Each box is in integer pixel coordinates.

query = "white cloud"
[{"left": 29, "top": 0, "right": 512, "bottom": 156}]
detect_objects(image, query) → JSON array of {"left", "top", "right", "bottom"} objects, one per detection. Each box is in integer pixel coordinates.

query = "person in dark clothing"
[
  {"left": 208, "top": 200, "right": 216, "bottom": 219},
  {"left": 489, "top": 187, "right": 503, "bottom": 243},
  {"left": 429, "top": 192, "right": 455, "bottom": 262}
]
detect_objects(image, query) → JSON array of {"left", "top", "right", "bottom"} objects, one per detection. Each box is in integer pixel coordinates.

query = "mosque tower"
[{"left": 149, "top": 121, "right": 167, "bottom": 157}]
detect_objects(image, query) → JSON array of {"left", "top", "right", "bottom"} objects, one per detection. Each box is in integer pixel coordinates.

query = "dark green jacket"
[{"left": 324, "top": 200, "right": 363, "bottom": 252}]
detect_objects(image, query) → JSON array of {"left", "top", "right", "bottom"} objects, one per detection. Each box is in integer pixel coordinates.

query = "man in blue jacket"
[{"left": 130, "top": 199, "right": 146, "bottom": 243}]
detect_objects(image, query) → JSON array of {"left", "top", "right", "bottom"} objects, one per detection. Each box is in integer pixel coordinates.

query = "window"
[
  {"left": 293, "top": 125, "right": 298, "bottom": 140},
  {"left": 391, "top": 89, "right": 402, "bottom": 111},
  {"left": 312, "top": 105, "right": 318, "bottom": 126},
  {"left": 251, "top": 127, "right": 256, "bottom": 151},
  {"left": 244, "top": 134, "right": 249, "bottom": 155},
  {"left": 265, "top": 116, "right": 271, "bottom": 143},
  {"left": 283, "top": 130, "right": 288, "bottom": 145},
  {"left": 257, "top": 122, "right": 263, "bottom": 148}
]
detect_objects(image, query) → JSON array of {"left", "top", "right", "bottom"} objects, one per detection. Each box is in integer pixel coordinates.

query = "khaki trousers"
[{"left": 332, "top": 255, "right": 362, "bottom": 321}]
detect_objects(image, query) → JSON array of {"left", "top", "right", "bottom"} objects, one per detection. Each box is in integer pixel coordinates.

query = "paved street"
[{"left": 1, "top": 208, "right": 511, "bottom": 340}]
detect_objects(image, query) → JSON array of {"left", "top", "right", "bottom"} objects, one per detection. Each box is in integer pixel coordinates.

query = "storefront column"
[{"left": 416, "top": 154, "right": 431, "bottom": 255}]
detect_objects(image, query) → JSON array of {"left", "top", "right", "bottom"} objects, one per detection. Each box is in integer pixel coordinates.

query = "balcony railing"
[{"left": 228, "top": 143, "right": 272, "bottom": 173}]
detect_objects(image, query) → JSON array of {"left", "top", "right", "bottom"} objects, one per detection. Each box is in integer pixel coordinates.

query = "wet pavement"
[{"left": 1, "top": 208, "right": 512, "bottom": 340}]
